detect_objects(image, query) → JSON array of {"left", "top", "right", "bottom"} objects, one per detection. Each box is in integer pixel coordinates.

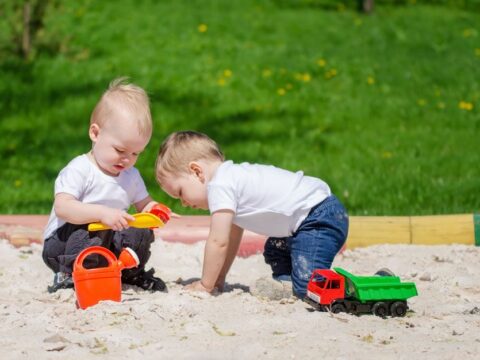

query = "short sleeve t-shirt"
[
  {"left": 43, "top": 154, "right": 149, "bottom": 238},
  {"left": 207, "top": 161, "right": 331, "bottom": 237}
]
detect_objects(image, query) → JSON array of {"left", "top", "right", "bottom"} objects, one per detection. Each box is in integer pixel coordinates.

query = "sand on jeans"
[{"left": 0, "top": 238, "right": 479, "bottom": 359}]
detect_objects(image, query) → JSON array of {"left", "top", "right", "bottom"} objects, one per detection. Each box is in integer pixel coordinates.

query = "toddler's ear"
[
  {"left": 189, "top": 162, "right": 205, "bottom": 182},
  {"left": 89, "top": 123, "right": 100, "bottom": 141}
]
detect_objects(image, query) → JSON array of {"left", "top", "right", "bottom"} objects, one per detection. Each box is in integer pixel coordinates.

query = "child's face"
[
  {"left": 160, "top": 170, "right": 209, "bottom": 210},
  {"left": 89, "top": 117, "right": 150, "bottom": 176}
]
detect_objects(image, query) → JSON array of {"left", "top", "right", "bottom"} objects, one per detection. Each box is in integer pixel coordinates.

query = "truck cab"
[{"left": 306, "top": 269, "right": 345, "bottom": 306}]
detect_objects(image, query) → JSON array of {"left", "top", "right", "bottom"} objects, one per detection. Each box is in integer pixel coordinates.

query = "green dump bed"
[{"left": 334, "top": 267, "right": 418, "bottom": 302}]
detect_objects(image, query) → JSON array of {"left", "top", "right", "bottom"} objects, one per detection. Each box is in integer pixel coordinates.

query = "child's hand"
[
  {"left": 100, "top": 208, "right": 135, "bottom": 231},
  {"left": 184, "top": 280, "right": 215, "bottom": 293}
]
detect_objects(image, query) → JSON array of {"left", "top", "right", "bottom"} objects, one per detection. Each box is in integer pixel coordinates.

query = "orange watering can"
[{"left": 73, "top": 246, "right": 139, "bottom": 309}]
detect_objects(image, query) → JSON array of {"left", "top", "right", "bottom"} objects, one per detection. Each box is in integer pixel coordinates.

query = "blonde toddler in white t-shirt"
[{"left": 155, "top": 131, "right": 349, "bottom": 299}]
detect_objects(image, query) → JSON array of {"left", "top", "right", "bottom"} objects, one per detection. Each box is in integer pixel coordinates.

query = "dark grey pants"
[{"left": 42, "top": 223, "right": 154, "bottom": 282}]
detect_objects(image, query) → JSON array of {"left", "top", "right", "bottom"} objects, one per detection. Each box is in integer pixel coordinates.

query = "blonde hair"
[
  {"left": 156, "top": 131, "right": 224, "bottom": 181},
  {"left": 90, "top": 77, "right": 152, "bottom": 137}
]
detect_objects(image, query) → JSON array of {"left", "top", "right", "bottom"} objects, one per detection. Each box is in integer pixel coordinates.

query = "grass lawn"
[{"left": 0, "top": 0, "right": 479, "bottom": 216}]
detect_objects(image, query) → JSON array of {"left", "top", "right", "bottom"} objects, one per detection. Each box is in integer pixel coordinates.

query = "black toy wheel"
[
  {"left": 390, "top": 301, "right": 407, "bottom": 317},
  {"left": 375, "top": 268, "right": 395, "bottom": 277},
  {"left": 330, "top": 303, "right": 346, "bottom": 314},
  {"left": 372, "top": 302, "right": 388, "bottom": 317}
]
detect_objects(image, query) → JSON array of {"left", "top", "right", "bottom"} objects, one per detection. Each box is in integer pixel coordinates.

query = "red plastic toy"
[
  {"left": 149, "top": 203, "right": 171, "bottom": 224},
  {"left": 305, "top": 267, "right": 418, "bottom": 317},
  {"left": 73, "top": 246, "right": 139, "bottom": 309}
]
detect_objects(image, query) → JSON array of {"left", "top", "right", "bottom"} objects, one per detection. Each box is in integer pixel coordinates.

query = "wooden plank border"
[
  {"left": 346, "top": 214, "right": 477, "bottom": 249},
  {"left": 1, "top": 214, "right": 479, "bottom": 251}
]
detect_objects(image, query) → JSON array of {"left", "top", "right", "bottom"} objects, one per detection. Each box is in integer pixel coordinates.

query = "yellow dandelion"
[
  {"left": 262, "top": 69, "right": 272, "bottom": 78},
  {"left": 458, "top": 101, "right": 474, "bottom": 111},
  {"left": 381, "top": 151, "right": 393, "bottom": 159},
  {"left": 74, "top": 48, "right": 90, "bottom": 61},
  {"left": 325, "top": 69, "right": 337, "bottom": 79},
  {"left": 417, "top": 99, "right": 426, "bottom": 106},
  {"left": 277, "top": 88, "right": 286, "bottom": 96},
  {"left": 14, "top": 180, "right": 22, "bottom": 187},
  {"left": 462, "top": 29, "right": 474, "bottom": 38},
  {"left": 75, "top": 8, "right": 86, "bottom": 17},
  {"left": 198, "top": 24, "right": 208, "bottom": 33},
  {"left": 317, "top": 58, "right": 327, "bottom": 67},
  {"left": 217, "top": 78, "right": 226, "bottom": 86},
  {"left": 367, "top": 76, "right": 375, "bottom": 85},
  {"left": 302, "top": 73, "right": 311, "bottom": 82},
  {"left": 286, "top": 83, "right": 293, "bottom": 90},
  {"left": 475, "top": 48, "right": 480, "bottom": 57},
  {"left": 223, "top": 69, "right": 232, "bottom": 78},
  {"left": 437, "top": 102, "right": 446, "bottom": 109}
]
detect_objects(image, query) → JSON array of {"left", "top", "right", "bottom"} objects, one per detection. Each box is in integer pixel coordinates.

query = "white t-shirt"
[
  {"left": 207, "top": 161, "right": 331, "bottom": 237},
  {"left": 43, "top": 154, "right": 149, "bottom": 239}
]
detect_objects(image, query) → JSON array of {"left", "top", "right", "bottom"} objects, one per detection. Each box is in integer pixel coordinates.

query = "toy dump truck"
[{"left": 305, "top": 267, "right": 418, "bottom": 317}]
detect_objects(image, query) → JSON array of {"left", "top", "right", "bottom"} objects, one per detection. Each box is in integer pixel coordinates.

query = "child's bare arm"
[
  {"left": 215, "top": 224, "right": 244, "bottom": 290},
  {"left": 134, "top": 196, "right": 156, "bottom": 213},
  {"left": 54, "top": 193, "right": 135, "bottom": 231},
  {"left": 189, "top": 210, "right": 234, "bottom": 292}
]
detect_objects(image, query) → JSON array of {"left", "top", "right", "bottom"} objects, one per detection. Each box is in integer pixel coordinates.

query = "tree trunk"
[
  {"left": 22, "top": 2, "right": 31, "bottom": 59},
  {"left": 360, "top": 0, "right": 374, "bottom": 14}
]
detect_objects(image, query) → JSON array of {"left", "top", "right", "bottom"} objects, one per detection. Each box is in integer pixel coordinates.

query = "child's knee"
[
  {"left": 64, "top": 229, "right": 101, "bottom": 255},
  {"left": 123, "top": 229, "right": 153, "bottom": 249},
  {"left": 42, "top": 241, "right": 62, "bottom": 273}
]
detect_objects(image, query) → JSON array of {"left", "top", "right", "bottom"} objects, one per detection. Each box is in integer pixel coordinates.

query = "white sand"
[{"left": 0, "top": 238, "right": 479, "bottom": 359}]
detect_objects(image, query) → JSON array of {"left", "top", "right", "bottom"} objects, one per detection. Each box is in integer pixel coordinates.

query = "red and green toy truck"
[{"left": 305, "top": 267, "right": 418, "bottom": 317}]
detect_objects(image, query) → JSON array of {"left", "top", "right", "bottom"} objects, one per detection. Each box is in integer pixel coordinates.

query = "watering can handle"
[{"left": 74, "top": 246, "right": 116, "bottom": 271}]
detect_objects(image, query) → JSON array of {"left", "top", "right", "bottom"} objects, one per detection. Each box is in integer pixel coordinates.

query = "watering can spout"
[{"left": 118, "top": 247, "right": 140, "bottom": 270}]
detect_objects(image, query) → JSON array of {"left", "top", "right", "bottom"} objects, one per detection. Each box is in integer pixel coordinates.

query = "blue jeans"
[{"left": 263, "top": 195, "right": 349, "bottom": 298}]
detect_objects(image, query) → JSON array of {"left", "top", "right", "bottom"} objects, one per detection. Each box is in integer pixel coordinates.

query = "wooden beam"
[
  {"left": 346, "top": 214, "right": 477, "bottom": 248},
  {"left": 346, "top": 216, "right": 411, "bottom": 249},
  {"left": 410, "top": 214, "right": 474, "bottom": 246}
]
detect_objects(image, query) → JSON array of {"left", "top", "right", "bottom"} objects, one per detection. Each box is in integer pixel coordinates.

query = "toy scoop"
[{"left": 87, "top": 212, "right": 164, "bottom": 232}]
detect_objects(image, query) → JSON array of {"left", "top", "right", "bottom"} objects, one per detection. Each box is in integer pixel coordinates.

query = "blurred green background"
[{"left": 1, "top": 0, "right": 479, "bottom": 216}]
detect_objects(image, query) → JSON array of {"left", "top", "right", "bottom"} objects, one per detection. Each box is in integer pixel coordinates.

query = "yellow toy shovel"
[{"left": 88, "top": 213, "right": 164, "bottom": 232}]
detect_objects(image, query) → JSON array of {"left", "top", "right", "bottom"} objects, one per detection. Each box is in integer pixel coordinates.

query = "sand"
[{"left": 0, "top": 238, "right": 479, "bottom": 359}]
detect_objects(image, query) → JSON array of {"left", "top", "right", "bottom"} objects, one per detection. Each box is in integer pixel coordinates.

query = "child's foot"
[
  {"left": 125, "top": 268, "right": 167, "bottom": 292},
  {"left": 251, "top": 276, "right": 293, "bottom": 301},
  {"left": 375, "top": 268, "right": 395, "bottom": 277},
  {"left": 47, "top": 272, "right": 74, "bottom": 293}
]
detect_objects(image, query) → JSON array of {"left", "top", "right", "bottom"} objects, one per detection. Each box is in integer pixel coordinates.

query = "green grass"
[{"left": 1, "top": 0, "right": 479, "bottom": 216}]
